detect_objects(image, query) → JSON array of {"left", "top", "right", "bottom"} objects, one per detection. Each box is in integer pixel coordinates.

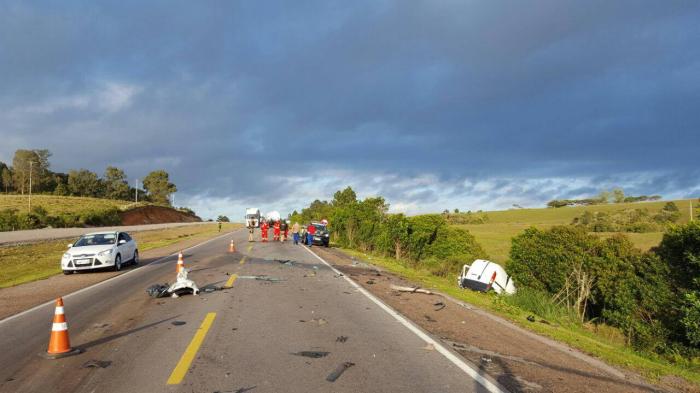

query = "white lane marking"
[
  {"left": 303, "top": 246, "right": 508, "bottom": 393},
  {"left": 52, "top": 322, "right": 68, "bottom": 331},
  {"left": 0, "top": 230, "right": 240, "bottom": 326}
]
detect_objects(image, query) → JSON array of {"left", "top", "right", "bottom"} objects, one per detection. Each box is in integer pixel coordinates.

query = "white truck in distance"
[{"left": 245, "top": 208, "right": 261, "bottom": 228}]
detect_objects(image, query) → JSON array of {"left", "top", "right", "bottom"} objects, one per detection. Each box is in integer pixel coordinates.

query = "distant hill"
[
  {"left": 450, "top": 199, "right": 696, "bottom": 263},
  {"left": 0, "top": 195, "right": 200, "bottom": 228}
]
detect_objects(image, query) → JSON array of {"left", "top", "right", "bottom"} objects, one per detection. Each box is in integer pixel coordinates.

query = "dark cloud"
[{"left": 1, "top": 1, "right": 699, "bottom": 218}]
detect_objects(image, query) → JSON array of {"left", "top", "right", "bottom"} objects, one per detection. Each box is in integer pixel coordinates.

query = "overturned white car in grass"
[
  {"left": 458, "top": 259, "right": 516, "bottom": 295},
  {"left": 61, "top": 231, "right": 138, "bottom": 274}
]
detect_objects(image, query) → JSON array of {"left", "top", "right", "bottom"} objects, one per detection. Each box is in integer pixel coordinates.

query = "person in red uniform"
[
  {"left": 273, "top": 220, "right": 281, "bottom": 241},
  {"left": 306, "top": 223, "right": 316, "bottom": 247},
  {"left": 261, "top": 220, "right": 269, "bottom": 242}
]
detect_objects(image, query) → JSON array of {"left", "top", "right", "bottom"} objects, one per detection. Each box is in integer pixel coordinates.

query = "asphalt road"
[
  {"left": 0, "top": 222, "right": 209, "bottom": 245},
  {"left": 0, "top": 230, "right": 504, "bottom": 393}
]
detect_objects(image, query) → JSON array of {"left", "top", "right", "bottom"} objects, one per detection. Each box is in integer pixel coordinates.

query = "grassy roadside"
[
  {"left": 0, "top": 223, "right": 241, "bottom": 288},
  {"left": 338, "top": 247, "right": 700, "bottom": 387}
]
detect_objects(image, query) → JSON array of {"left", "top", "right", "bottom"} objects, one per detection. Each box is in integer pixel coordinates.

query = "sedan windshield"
[
  {"left": 74, "top": 234, "right": 116, "bottom": 247},
  {"left": 313, "top": 224, "right": 327, "bottom": 232}
]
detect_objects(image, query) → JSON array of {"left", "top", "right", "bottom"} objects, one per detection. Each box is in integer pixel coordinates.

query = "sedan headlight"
[
  {"left": 62, "top": 253, "right": 71, "bottom": 259},
  {"left": 98, "top": 249, "right": 113, "bottom": 257},
  {"left": 324, "top": 233, "right": 330, "bottom": 237}
]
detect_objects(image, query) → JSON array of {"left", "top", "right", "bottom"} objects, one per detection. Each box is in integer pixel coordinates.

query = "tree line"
[
  {"left": 547, "top": 188, "right": 661, "bottom": 208},
  {"left": 0, "top": 149, "right": 177, "bottom": 205}
]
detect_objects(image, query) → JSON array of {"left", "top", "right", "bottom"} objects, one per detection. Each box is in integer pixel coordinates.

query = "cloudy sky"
[{"left": 1, "top": 1, "right": 699, "bottom": 219}]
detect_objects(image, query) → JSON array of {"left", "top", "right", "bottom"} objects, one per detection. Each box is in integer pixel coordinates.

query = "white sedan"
[{"left": 61, "top": 231, "right": 139, "bottom": 274}]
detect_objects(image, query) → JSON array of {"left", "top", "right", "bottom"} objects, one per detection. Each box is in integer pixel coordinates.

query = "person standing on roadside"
[
  {"left": 292, "top": 222, "right": 300, "bottom": 245},
  {"left": 280, "top": 220, "right": 288, "bottom": 242},
  {"left": 306, "top": 223, "right": 316, "bottom": 247},
  {"left": 261, "top": 220, "right": 269, "bottom": 242},
  {"left": 273, "top": 220, "right": 281, "bottom": 241}
]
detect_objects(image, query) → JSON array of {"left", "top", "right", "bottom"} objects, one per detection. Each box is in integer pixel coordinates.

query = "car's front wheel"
[
  {"left": 132, "top": 250, "right": 139, "bottom": 265},
  {"left": 114, "top": 254, "right": 122, "bottom": 272},
  {"left": 63, "top": 270, "right": 73, "bottom": 275}
]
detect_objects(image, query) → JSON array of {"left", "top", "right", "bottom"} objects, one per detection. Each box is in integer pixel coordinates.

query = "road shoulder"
[{"left": 312, "top": 246, "right": 670, "bottom": 393}]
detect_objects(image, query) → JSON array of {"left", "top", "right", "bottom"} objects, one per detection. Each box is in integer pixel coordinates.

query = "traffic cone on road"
[
  {"left": 229, "top": 239, "right": 236, "bottom": 253},
  {"left": 177, "top": 251, "right": 184, "bottom": 273},
  {"left": 40, "top": 298, "right": 82, "bottom": 359}
]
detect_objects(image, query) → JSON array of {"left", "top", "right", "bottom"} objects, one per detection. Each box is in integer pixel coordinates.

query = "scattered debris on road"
[
  {"left": 146, "top": 269, "right": 201, "bottom": 298},
  {"left": 423, "top": 343, "right": 435, "bottom": 351},
  {"left": 389, "top": 284, "right": 432, "bottom": 295},
  {"left": 82, "top": 360, "right": 112, "bottom": 369},
  {"left": 527, "top": 315, "right": 536, "bottom": 322},
  {"left": 336, "top": 336, "right": 348, "bottom": 343},
  {"left": 171, "top": 321, "right": 186, "bottom": 326},
  {"left": 237, "top": 275, "right": 285, "bottom": 282},
  {"left": 433, "top": 301, "right": 446, "bottom": 311},
  {"left": 326, "top": 362, "right": 355, "bottom": 382},
  {"left": 366, "top": 279, "right": 375, "bottom": 285},
  {"left": 423, "top": 314, "right": 437, "bottom": 322},
  {"left": 291, "top": 351, "right": 329, "bottom": 358}
]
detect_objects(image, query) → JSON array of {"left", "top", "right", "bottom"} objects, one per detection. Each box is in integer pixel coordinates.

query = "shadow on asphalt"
[{"left": 78, "top": 315, "right": 180, "bottom": 352}]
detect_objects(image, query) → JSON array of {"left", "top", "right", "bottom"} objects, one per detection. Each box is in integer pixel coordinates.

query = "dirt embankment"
[{"left": 119, "top": 205, "right": 201, "bottom": 226}]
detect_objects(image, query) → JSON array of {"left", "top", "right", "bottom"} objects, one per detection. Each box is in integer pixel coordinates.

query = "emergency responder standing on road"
[
  {"left": 306, "top": 223, "right": 316, "bottom": 247},
  {"left": 261, "top": 220, "right": 269, "bottom": 242},
  {"left": 280, "top": 220, "right": 288, "bottom": 242},
  {"left": 273, "top": 220, "right": 281, "bottom": 241}
]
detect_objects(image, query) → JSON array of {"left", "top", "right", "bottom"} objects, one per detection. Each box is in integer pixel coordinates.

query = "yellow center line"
[
  {"left": 224, "top": 274, "right": 238, "bottom": 288},
  {"left": 247, "top": 244, "right": 253, "bottom": 252},
  {"left": 166, "top": 312, "right": 217, "bottom": 385},
  {"left": 239, "top": 256, "right": 247, "bottom": 265}
]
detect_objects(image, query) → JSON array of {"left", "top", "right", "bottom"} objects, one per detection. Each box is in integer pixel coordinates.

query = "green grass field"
[
  {"left": 0, "top": 194, "right": 144, "bottom": 214},
  {"left": 0, "top": 223, "right": 240, "bottom": 288},
  {"left": 454, "top": 199, "right": 695, "bottom": 262}
]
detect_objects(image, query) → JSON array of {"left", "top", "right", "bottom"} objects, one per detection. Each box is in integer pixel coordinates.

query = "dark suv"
[{"left": 303, "top": 222, "right": 330, "bottom": 247}]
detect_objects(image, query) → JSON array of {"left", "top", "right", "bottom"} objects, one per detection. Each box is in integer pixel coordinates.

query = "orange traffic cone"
[
  {"left": 229, "top": 239, "right": 236, "bottom": 253},
  {"left": 40, "top": 298, "right": 82, "bottom": 359},
  {"left": 176, "top": 251, "right": 184, "bottom": 273}
]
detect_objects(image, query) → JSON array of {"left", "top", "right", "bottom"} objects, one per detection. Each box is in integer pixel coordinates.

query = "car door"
[
  {"left": 123, "top": 232, "right": 136, "bottom": 259},
  {"left": 117, "top": 232, "right": 129, "bottom": 260}
]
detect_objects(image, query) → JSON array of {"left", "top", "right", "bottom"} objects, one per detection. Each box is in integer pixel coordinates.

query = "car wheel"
[
  {"left": 63, "top": 270, "right": 73, "bottom": 275},
  {"left": 132, "top": 250, "right": 139, "bottom": 265},
  {"left": 114, "top": 254, "right": 122, "bottom": 272}
]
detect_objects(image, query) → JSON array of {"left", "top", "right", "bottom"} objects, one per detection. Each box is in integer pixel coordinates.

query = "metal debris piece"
[
  {"left": 82, "top": 360, "right": 112, "bottom": 369},
  {"left": 146, "top": 284, "right": 170, "bottom": 298},
  {"left": 171, "top": 321, "right": 186, "bottom": 326},
  {"left": 237, "top": 275, "right": 284, "bottom": 282},
  {"left": 291, "top": 351, "right": 329, "bottom": 358},
  {"left": 526, "top": 315, "right": 536, "bottom": 322},
  {"left": 433, "top": 302, "right": 446, "bottom": 311},
  {"left": 481, "top": 357, "right": 492, "bottom": 363},
  {"left": 389, "top": 285, "right": 432, "bottom": 295},
  {"left": 336, "top": 336, "right": 348, "bottom": 343},
  {"left": 326, "top": 362, "right": 355, "bottom": 382},
  {"left": 424, "top": 314, "right": 437, "bottom": 323},
  {"left": 366, "top": 280, "right": 375, "bottom": 285},
  {"left": 334, "top": 273, "right": 344, "bottom": 278}
]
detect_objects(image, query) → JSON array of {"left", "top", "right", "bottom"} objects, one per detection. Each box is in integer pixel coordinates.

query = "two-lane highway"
[{"left": 0, "top": 230, "right": 503, "bottom": 392}]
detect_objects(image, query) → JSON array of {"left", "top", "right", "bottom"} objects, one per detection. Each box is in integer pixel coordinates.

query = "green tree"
[
  {"left": 1, "top": 166, "right": 12, "bottom": 193},
  {"left": 216, "top": 215, "right": 230, "bottom": 222},
  {"left": 142, "top": 170, "right": 177, "bottom": 205},
  {"left": 103, "top": 166, "right": 131, "bottom": 200},
  {"left": 612, "top": 188, "right": 625, "bottom": 203},
  {"left": 67, "top": 169, "right": 101, "bottom": 197},
  {"left": 11, "top": 149, "right": 52, "bottom": 194},
  {"left": 53, "top": 177, "right": 69, "bottom": 196}
]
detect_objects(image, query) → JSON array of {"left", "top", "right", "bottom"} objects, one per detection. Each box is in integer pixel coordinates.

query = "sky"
[{"left": 1, "top": 1, "right": 699, "bottom": 220}]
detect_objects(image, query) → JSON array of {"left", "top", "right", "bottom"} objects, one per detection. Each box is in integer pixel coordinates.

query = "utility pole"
[{"left": 28, "top": 161, "right": 33, "bottom": 211}]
